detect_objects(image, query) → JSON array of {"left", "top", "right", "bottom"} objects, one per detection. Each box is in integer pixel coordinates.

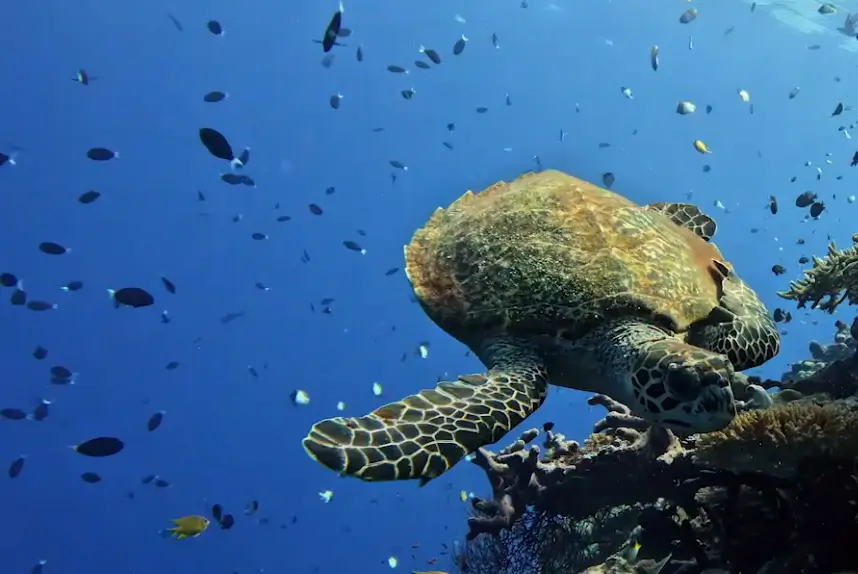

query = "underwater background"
[{"left": 0, "top": 0, "right": 855, "bottom": 572}]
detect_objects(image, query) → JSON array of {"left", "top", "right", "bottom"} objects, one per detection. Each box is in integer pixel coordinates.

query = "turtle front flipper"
[
  {"left": 646, "top": 202, "right": 716, "bottom": 241},
  {"left": 687, "top": 274, "right": 781, "bottom": 370},
  {"left": 302, "top": 340, "right": 548, "bottom": 483}
]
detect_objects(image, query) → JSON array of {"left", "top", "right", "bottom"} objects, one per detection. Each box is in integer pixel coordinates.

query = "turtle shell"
[{"left": 404, "top": 170, "right": 729, "bottom": 342}]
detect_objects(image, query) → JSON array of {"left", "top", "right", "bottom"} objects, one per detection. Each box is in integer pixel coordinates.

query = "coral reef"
[
  {"left": 777, "top": 233, "right": 858, "bottom": 313},
  {"left": 453, "top": 252, "right": 858, "bottom": 574}
]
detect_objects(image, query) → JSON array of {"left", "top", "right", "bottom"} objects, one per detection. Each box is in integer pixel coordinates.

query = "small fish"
[
  {"left": 679, "top": 8, "right": 698, "bottom": 23},
  {"left": 676, "top": 101, "right": 696, "bottom": 115},
  {"left": 161, "top": 515, "right": 210, "bottom": 540},
  {"left": 87, "top": 147, "right": 118, "bottom": 161},
  {"left": 108, "top": 287, "right": 154, "bottom": 308},
  {"left": 167, "top": 13, "right": 183, "bottom": 31},
  {"left": 819, "top": 3, "right": 837, "bottom": 15},
  {"left": 768, "top": 195, "right": 778, "bottom": 214},
  {"left": 81, "top": 472, "right": 102, "bottom": 484},
  {"left": 387, "top": 65, "right": 408, "bottom": 73},
  {"left": 650, "top": 45, "right": 659, "bottom": 71},
  {"left": 72, "top": 69, "right": 97, "bottom": 85},
  {"left": 203, "top": 91, "right": 228, "bottom": 103},
  {"left": 72, "top": 436, "right": 124, "bottom": 457},
  {"left": 621, "top": 87, "right": 633, "bottom": 99},
  {"left": 1, "top": 272, "right": 20, "bottom": 287},
  {"left": 321, "top": 1, "right": 345, "bottom": 52},
  {"left": 39, "top": 241, "right": 69, "bottom": 255},
  {"left": 207, "top": 20, "right": 224, "bottom": 36},
  {"left": 160, "top": 277, "right": 176, "bottom": 294},
  {"left": 789, "top": 86, "right": 800, "bottom": 99},
  {"left": 795, "top": 191, "right": 817, "bottom": 207},
  {"left": 452, "top": 35, "right": 468, "bottom": 55},
  {"left": 343, "top": 240, "right": 366, "bottom": 254},
  {"left": 737, "top": 89, "right": 750, "bottom": 103},
  {"left": 602, "top": 172, "right": 616, "bottom": 188},
  {"left": 356, "top": 45, "right": 363, "bottom": 61},
  {"left": 693, "top": 140, "right": 711, "bottom": 154},
  {"left": 8, "top": 455, "right": 25, "bottom": 478},
  {"left": 199, "top": 128, "right": 241, "bottom": 168},
  {"left": 147, "top": 411, "right": 165, "bottom": 432},
  {"left": 78, "top": 190, "right": 101, "bottom": 204},
  {"left": 330, "top": 93, "right": 343, "bottom": 109},
  {"left": 833, "top": 102, "right": 844, "bottom": 116}
]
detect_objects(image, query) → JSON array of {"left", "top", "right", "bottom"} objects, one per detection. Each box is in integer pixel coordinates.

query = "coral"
[
  {"left": 693, "top": 399, "right": 858, "bottom": 477},
  {"left": 776, "top": 233, "right": 858, "bottom": 313},
  {"left": 453, "top": 256, "right": 858, "bottom": 574}
]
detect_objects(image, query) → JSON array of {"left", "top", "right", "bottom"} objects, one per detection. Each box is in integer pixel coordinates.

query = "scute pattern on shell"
[{"left": 404, "top": 170, "right": 728, "bottom": 342}]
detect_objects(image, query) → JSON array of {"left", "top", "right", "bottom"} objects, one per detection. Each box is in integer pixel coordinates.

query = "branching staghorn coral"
[{"left": 777, "top": 233, "right": 858, "bottom": 313}]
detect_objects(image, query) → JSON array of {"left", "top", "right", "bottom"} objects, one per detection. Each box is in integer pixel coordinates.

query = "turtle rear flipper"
[
  {"left": 646, "top": 201, "right": 717, "bottom": 241},
  {"left": 303, "top": 340, "right": 548, "bottom": 483}
]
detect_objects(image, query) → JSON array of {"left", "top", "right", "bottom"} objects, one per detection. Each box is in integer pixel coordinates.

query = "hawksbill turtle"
[{"left": 302, "top": 170, "right": 780, "bottom": 483}]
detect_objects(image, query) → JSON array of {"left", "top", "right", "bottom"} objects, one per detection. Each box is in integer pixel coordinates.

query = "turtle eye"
[{"left": 664, "top": 364, "right": 700, "bottom": 400}]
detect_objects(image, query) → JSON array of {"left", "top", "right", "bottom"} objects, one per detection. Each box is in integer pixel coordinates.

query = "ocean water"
[{"left": 0, "top": 0, "right": 855, "bottom": 572}]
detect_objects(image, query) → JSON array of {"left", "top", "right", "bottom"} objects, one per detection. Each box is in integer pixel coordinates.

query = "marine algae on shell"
[{"left": 777, "top": 233, "right": 858, "bottom": 313}]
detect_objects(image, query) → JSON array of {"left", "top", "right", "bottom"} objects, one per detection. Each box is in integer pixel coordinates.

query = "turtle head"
[{"left": 629, "top": 342, "right": 736, "bottom": 434}]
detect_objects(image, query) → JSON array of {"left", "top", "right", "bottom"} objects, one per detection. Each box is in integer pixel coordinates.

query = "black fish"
[
  {"left": 204, "top": 91, "right": 227, "bottom": 103},
  {"left": 8, "top": 455, "right": 25, "bottom": 478},
  {"left": 50, "top": 365, "right": 73, "bottom": 379},
  {"left": 220, "top": 173, "right": 243, "bottom": 185},
  {"left": 56, "top": 286, "right": 80, "bottom": 298},
  {"left": 31, "top": 400, "right": 50, "bottom": 421},
  {"left": 809, "top": 201, "right": 825, "bottom": 217},
  {"left": 0, "top": 408, "right": 27, "bottom": 420},
  {"left": 38, "top": 241, "right": 68, "bottom": 255},
  {"left": 87, "top": 147, "right": 117, "bottom": 161},
  {"left": 453, "top": 35, "right": 468, "bottom": 55},
  {"left": 167, "top": 13, "right": 184, "bottom": 31},
  {"left": 207, "top": 20, "right": 223, "bottom": 35},
  {"left": 109, "top": 287, "right": 155, "bottom": 308},
  {"left": 0, "top": 272, "right": 18, "bottom": 287},
  {"left": 795, "top": 191, "right": 816, "bottom": 208},
  {"left": 160, "top": 277, "right": 176, "bottom": 294},
  {"left": 322, "top": 2, "right": 344, "bottom": 52},
  {"left": 78, "top": 190, "right": 101, "bottom": 204},
  {"left": 81, "top": 472, "right": 102, "bottom": 483},
  {"left": 147, "top": 411, "right": 165, "bottom": 432},
  {"left": 72, "top": 437, "right": 124, "bottom": 457},
  {"left": 32, "top": 345, "right": 48, "bottom": 359},
  {"left": 851, "top": 151, "right": 858, "bottom": 167},
  {"left": 199, "top": 128, "right": 237, "bottom": 164},
  {"left": 768, "top": 195, "right": 778, "bottom": 214}
]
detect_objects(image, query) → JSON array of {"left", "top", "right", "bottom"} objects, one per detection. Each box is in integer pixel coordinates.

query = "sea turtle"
[{"left": 302, "top": 170, "right": 780, "bottom": 483}]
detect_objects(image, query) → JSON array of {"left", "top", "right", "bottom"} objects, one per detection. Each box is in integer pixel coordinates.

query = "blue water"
[{"left": 1, "top": 0, "right": 854, "bottom": 572}]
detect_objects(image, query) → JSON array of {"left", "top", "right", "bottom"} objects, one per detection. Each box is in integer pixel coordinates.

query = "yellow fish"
[
  {"left": 162, "top": 515, "right": 209, "bottom": 539},
  {"left": 693, "top": 140, "right": 711, "bottom": 154}
]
